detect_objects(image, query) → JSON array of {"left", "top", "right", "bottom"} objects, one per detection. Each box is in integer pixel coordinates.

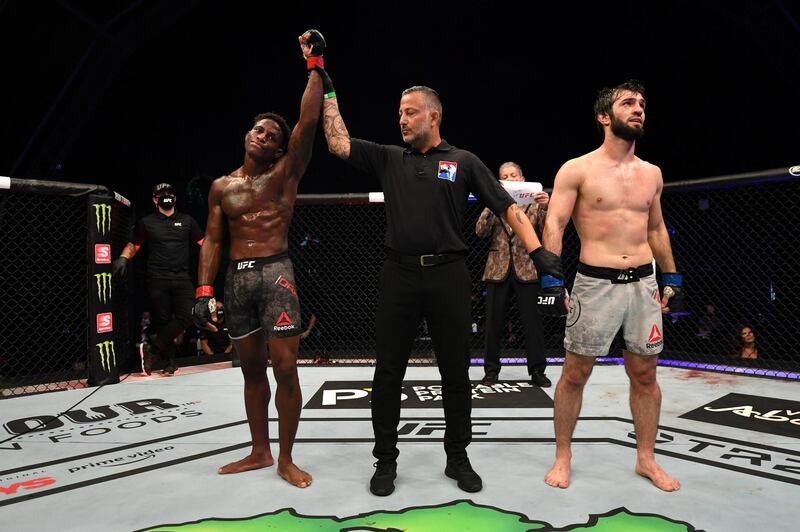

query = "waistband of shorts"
[
  {"left": 385, "top": 248, "right": 465, "bottom": 267},
  {"left": 577, "top": 262, "right": 653, "bottom": 283},
  {"left": 230, "top": 252, "right": 289, "bottom": 271}
]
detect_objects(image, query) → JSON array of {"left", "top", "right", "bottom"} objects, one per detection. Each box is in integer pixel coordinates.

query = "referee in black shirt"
[
  {"left": 322, "top": 85, "right": 557, "bottom": 495},
  {"left": 112, "top": 183, "right": 204, "bottom": 375}
]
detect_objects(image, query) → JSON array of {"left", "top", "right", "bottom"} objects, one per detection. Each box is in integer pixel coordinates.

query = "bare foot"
[
  {"left": 278, "top": 461, "right": 313, "bottom": 488},
  {"left": 544, "top": 457, "right": 571, "bottom": 489},
  {"left": 636, "top": 460, "right": 680, "bottom": 491},
  {"left": 218, "top": 452, "right": 274, "bottom": 474}
]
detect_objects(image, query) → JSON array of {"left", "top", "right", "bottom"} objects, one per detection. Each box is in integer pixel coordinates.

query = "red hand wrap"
[
  {"left": 196, "top": 285, "right": 214, "bottom": 299},
  {"left": 306, "top": 56, "right": 324, "bottom": 70}
]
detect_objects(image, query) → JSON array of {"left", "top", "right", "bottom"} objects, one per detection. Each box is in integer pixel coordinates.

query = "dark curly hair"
[{"left": 253, "top": 112, "right": 291, "bottom": 152}]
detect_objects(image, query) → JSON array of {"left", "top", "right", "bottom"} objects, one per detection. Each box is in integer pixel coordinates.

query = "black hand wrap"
[
  {"left": 530, "top": 247, "right": 569, "bottom": 317},
  {"left": 662, "top": 272, "right": 685, "bottom": 313},
  {"left": 112, "top": 256, "right": 128, "bottom": 278},
  {"left": 314, "top": 67, "right": 335, "bottom": 96}
]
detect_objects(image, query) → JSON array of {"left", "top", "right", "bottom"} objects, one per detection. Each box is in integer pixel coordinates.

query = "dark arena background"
[{"left": 1, "top": 2, "right": 799, "bottom": 532}]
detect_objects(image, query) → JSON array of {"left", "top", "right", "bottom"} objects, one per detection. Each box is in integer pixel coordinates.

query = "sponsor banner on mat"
[
  {"left": 679, "top": 392, "right": 800, "bottom": 439},
  {"left": 304, "top": 380, "right": 553, "bottom": 409}
]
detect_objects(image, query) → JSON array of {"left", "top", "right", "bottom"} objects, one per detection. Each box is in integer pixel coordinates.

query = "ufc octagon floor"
[{"left": 2, "top": 363, "right": 798, "bottom": 532}]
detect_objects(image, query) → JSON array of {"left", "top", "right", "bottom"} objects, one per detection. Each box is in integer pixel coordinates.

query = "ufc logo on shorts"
[
  {"left": 538, "top": 295, "right": 555, "bottom": 305},
  {"left": 237, "top": 261, "right": 255, "bottom": 270}
]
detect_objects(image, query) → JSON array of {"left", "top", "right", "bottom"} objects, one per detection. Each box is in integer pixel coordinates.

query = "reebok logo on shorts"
[
  {"left": 274, "top": 311, "right": 296, "bottom": 331},
  {"left": 646, "top": 324, "right": 663, "bottom": 349}
]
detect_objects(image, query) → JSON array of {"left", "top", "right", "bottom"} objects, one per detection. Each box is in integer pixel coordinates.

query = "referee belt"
[{"left": 385, "top": 249, "right": 465, "bottom": 267}]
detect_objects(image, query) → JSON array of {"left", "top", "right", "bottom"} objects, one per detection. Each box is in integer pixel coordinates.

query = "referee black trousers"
[
  {"left": 483, "top": 277, "right": 546, "bottom": 378},
  {"left": 372, "top": 258, "right": 472, "bottom": 463}
]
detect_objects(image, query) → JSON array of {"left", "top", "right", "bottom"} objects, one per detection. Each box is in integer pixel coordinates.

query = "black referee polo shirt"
[
  {"left": 132, "top": 211, "right": 204, "bottom": 279},
  {"left": 348, "top": 138, "right": 514, "bottom": 255}
]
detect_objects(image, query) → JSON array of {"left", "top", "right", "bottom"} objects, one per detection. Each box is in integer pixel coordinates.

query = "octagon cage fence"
[{"left": 1, "top": 166, "right": 798, "bottom": 397}]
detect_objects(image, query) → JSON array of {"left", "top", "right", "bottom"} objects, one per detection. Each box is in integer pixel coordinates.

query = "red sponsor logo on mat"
[{"left": 0, "top": 477, "right": 55, "bottom": 496}]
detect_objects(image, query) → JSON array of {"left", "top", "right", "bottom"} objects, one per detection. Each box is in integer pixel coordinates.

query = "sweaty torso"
[
  {"left": 219, "top": 167, "right": 297, "bottom": 260},
  {"left": 572, "top": 151, "right": 659, "bottom": 269}
]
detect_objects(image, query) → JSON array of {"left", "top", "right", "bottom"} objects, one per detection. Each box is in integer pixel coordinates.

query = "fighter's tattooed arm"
[{"left": 323, "top": 98, "right": 352, "bottom": 160}]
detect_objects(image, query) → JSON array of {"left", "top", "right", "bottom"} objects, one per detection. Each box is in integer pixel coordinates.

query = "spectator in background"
[
  {"left": 735, "top": 325, "right": 759, "bottom": 359},
  {"left": 113, "top": 183, "right": 204, "bottom": 376},
  {"left": 476, "top": 162, "right": 551, "bottom": 388},
  {"left": 200, "top": 301, "right": 233, "bottom": 356},
  {"left": 696, "top": 303, "right": 722, "bottom": 340}
]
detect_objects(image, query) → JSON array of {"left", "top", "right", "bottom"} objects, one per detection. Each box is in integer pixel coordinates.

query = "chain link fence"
[
  {"left": 0, "top": 179, "right": 135, "bottom": 397},
  {"left": 284, "top": 168, "right": 799, "bottom": 379},
  {"left": 2, "top": 167, "right": 796, "bottom": 397}
]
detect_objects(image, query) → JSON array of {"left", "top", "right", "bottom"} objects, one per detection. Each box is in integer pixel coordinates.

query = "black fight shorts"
[{"left": 224, "top": 253, "right": 302, "bottom": 340}]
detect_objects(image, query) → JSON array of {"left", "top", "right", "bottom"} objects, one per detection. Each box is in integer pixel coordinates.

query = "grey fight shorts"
[
  {"left": 224, "top": 253, "right": 302, "bottom": 340},
  {"left": 564, "top": 262, "right": 664, "bottom": 357}
]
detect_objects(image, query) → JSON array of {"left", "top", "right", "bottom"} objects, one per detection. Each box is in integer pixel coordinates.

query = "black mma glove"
[
  {"left": 530, "top": 247, "right": 569, "bottom": 317},
  {"left": 192, "top": 285, "right": 218, "bottom": 332},
  {"left": 111, "top": 256, "right": 128, "bottom": 278},
  {"left": 304, "top": 28, "right": 326, "bottom": 60},
  {"left": 661, "top": 272, "right": 685, "bottom": 313},
  {"left": 301, "top": 28, "right": 335, "bottom": 96}
]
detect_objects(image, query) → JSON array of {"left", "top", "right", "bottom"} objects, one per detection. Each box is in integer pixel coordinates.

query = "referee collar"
[{"left": 404, "top": 139, "right": 453, "bottom": 155}]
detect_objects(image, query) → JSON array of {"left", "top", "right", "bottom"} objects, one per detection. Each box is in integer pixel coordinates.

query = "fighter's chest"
[
  {"left": 582, "top": 170, "right": 655, "bottom": 212},
  {"left": 222, "top": 178, "right": 284, "bottom": 217}
]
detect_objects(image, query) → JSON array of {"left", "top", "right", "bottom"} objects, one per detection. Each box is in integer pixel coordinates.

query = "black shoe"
[
  {"left": 479, "top": 374, "right": 498, "bottom": 386},
  {"left": 369, "top": 461, "right": 397, "bottom": 496},
  {"left": 531, "top": 369, "right": 552, "bottom": 388},
  {"left": 161, "top": 359, "right": 178, "bottom": 376},
  {"left": 445, "top": 457, "right": 482, "bottom": 492}
]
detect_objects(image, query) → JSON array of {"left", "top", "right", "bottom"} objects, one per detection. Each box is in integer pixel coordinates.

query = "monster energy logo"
[
  {"left": 93, "top": 204, "right": 112, "bottom": 235},
  {"left": 97, "top": 340, "right": 116, "bottom": 372},
  {"left": 94, "top": 273, "right": 112, "bottom": 303}
]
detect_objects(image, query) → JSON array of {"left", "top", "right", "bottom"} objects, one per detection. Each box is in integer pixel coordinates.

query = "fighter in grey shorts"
[
  {"left": 565, "top": 262, "right": 663, "bottom": 357},
  {"left": 225, "top": 253, "right": 302, "bottom": 340}
]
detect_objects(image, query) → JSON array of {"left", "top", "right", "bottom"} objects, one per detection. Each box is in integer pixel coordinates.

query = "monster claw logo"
[
  {"left": 97, "top": 340, "right": 116, "bottom": 372},
  {"left": 94, "top": 273, "right": 112, "bottom": 303},
  {"left": 93, "top": 204, "right": 112, "bottom": 235}
]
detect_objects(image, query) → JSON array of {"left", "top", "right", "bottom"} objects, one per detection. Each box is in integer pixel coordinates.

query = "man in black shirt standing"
[
  {"left": 112, "top": 183, "right": 204, "bottom": 375},
  {"left": 322, "top": 85, "right": 557, "bottom": 495}
]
